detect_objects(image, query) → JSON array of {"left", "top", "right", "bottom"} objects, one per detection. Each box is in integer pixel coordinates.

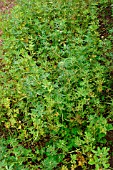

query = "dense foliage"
[{"left": 0, "top": 0, "right": 113, "bottom": 169}]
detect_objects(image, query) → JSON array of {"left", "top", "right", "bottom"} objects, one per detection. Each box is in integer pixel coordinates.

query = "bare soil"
[
  {"left": 0, "top": 0, "right": 15, "bottom": 13},
  {"left": 106, "top": 130, "right": 113, "bottom": 168}
]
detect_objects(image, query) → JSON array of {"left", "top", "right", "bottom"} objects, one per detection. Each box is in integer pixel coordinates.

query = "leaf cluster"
[{"left": 0, "top": 0, "right": 113, "bottom": 169}]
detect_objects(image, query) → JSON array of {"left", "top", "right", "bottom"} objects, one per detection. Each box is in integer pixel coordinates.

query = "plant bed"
[{"left": 0, "top": 0, "right": 113, "bottom": 169}]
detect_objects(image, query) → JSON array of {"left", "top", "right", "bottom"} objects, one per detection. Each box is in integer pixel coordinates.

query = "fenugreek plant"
[{"left": 0, "top": 0, "right": 113, "bottom": 169}]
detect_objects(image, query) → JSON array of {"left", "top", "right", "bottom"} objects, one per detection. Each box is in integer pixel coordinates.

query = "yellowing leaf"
[
  {"left": 77, "top": 154, "right": 86, "bottom": 167},
  {"left": 4, "top": 98, "right": 10, "bottom": 109},
  {"left": 9, "top": 117, "right": 16, "bottom": 126},
  {"left": 97, "top": 85, "right": 102, "bottom": 92},
  {"left": 18, "top": 125, "right": 22, "bottom": 129},
  {"left": 71, "top": 164, "right": 77, "bottom": 170},
  {"left": 61, "top": 165, "right": 68, "bottom": 170},
  {"left": 5, "top": 122, "right": 10, "bottom": 129}
]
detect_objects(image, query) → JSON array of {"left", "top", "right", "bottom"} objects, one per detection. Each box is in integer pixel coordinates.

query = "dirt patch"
[
  {"left": 106, "top": 130, "right": 113, "bottom": 168},
  {"left": 0, "top": 0, "right": 15, "bottom": 13},
  {"left": 98, "top": 2, "right": 113, "bottom": 169}
]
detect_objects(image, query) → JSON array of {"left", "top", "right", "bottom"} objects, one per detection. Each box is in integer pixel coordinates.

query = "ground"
[{"left": 0, "top": 0, "right": 15, "bottom": 13}]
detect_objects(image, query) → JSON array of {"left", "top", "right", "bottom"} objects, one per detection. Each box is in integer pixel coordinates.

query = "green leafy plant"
[
  {"left": 89, "top": 147, "right": 110, "bottom": 170},
  {"left": 0, "top": 0, "right": 113, "bottom": 169}
]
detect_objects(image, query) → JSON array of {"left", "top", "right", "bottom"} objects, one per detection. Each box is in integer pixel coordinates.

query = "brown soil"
[
  {"left": 106, "top": 130, "right": 113, "bottom": 168},
  {"left": 0, "top": 0, "right": 15, "bottom": 13},
  {"left": 98, "top": 2, "right": 113, "bottom": 169}
]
